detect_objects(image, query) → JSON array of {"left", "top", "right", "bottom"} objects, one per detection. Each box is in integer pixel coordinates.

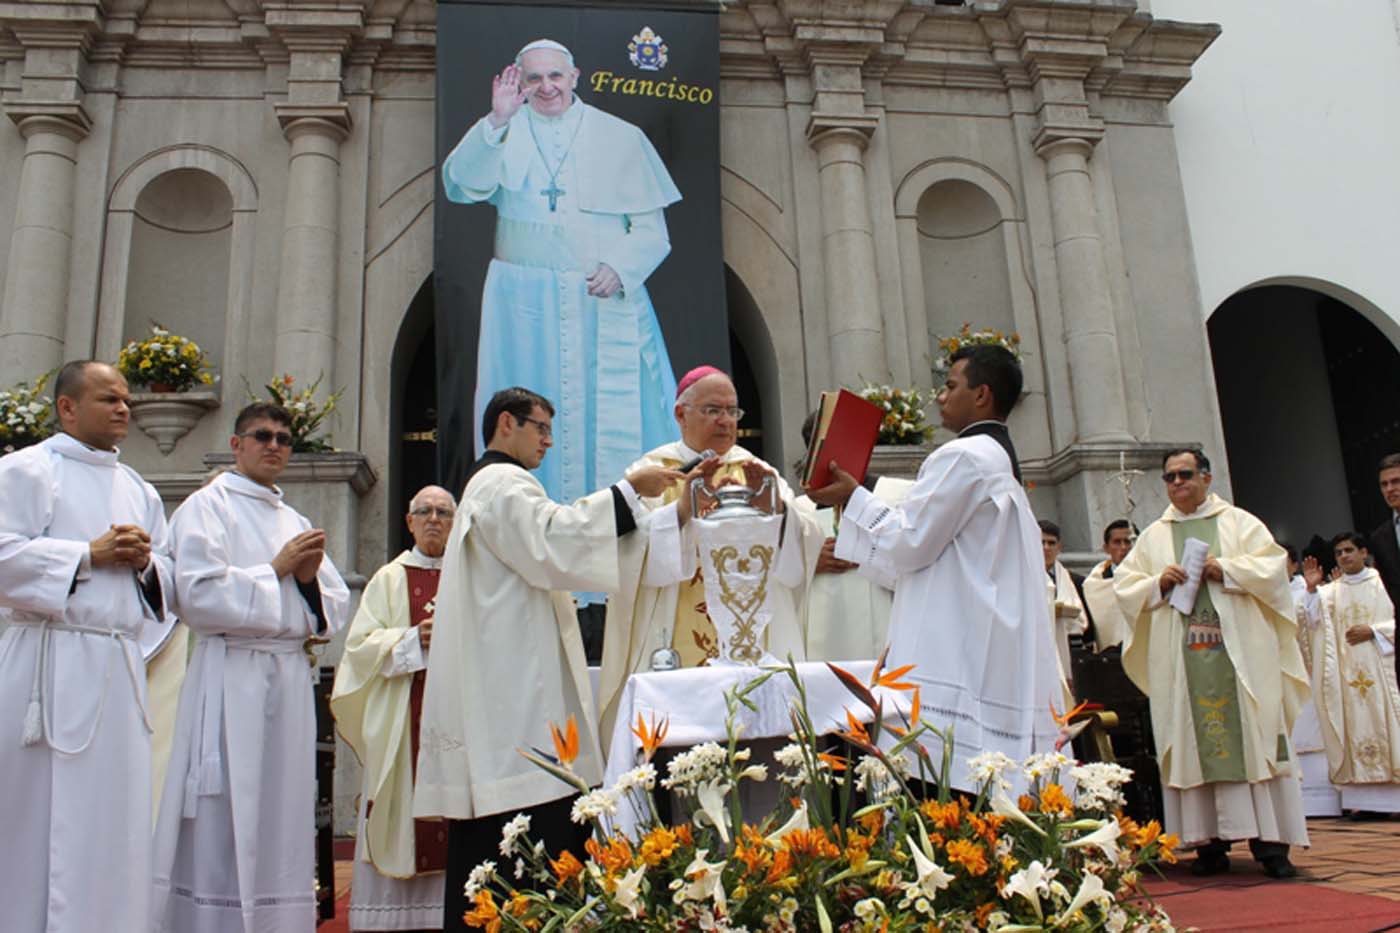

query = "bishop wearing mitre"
[{"left": 598, "top": 366, "right": 825, "bottom": 739}]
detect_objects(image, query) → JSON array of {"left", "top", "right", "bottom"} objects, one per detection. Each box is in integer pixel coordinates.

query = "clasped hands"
[
  {"left": 271, "top": 529, "right": 327, "bottom": 584},
  {"left": 89, "top": 524, "right": 153, "bottom": 571}
]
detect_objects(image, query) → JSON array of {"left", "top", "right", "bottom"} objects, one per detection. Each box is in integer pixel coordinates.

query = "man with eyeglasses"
[
  {"left": 332, "top": 484, "right": 457, "bottom": 931},
  {"left": 1112, "top": 448, "right": 1308, "bottom": 879},
  {"left": 0, "top": 360, "right": 173, "bottom": 932},
  {"left": 597, "top": 366, "right": 826, "bottom": 740},
  {"left": 413, "top": 387, "right": 682, "bottom": 932},
  {"left": 153, "top": 402, "right": 350, "bottom": 932},
  {"left": 443, "top": 38, "right": 682, "bottom": 517}
]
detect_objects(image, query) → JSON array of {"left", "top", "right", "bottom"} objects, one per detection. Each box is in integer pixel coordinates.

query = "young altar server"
[
  {"left": 807, "top": 345, "right": 1061, "bottom": 792},
  {"left": 1300, "top": 531, "right": 1400, "bottom": 815},
  {"left": 152, "top": 402, "right": 351, "bottom": 932}
]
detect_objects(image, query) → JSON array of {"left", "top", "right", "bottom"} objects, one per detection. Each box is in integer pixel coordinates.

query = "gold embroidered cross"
[{"left": 1349, "top": 670, "right": 1375, "bottom": 697}]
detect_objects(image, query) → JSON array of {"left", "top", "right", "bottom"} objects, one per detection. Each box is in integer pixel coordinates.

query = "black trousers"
[{"left": 441, "top": 794, "right": 587, "bottom": 932}]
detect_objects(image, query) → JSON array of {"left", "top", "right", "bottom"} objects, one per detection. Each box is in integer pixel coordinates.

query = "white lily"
[
  {"left": 764, "top": 801, "right": 810, "bottom": 847},
  {"left": 737, "top": 764, "right": 768, "bottom": 782},
  {"left": 991, "top": 786, "right": 1047, "bottom": 836},
  {"left": 1000, "top": 860, "right": 1057, "bottom": 921},
  {"left": 612, "top": 865, "right": 646, "bottom": 919},
  {"left": 1063, "top": 818, "right": 1122, "bottom": 863},
  {"left": 694, "top": 777, "right": 732, "bottom": 844},
  {"left": 681, "top": 849, "right": 727, "bottom": 913},
  {"left": 1053, "top": 872, "right": 1112, "bottom": 927},
  {"left": 905, "top": 836, "right": 954, "bottom": 900}
]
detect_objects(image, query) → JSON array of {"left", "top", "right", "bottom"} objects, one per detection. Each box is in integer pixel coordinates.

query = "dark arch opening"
[
  {"left": 389, "top": 277, "right": 439, "bottom": 556},
  {"left": 1208, "top": 284, "right": 1400, "bottom": 549}
]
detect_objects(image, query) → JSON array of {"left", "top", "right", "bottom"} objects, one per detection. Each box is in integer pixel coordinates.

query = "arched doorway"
[
  {"left": 1208, "top": 284, "right": 1400, "bottom": 548},
  {"left": 389, "top": 277, "right": 439, "bottom": 555},
  {"left": 725, "top": 265, "right": 780, "bottom": 470}
]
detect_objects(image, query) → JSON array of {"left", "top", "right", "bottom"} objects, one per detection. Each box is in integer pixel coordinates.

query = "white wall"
[{"left": 1154, "top": 0, "right": 1400, "bottom": 340}]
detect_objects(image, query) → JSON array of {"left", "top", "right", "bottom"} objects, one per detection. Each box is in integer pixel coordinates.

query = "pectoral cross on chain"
[{"left": 541, "top": 182, "right": 565, "bottom": 212}]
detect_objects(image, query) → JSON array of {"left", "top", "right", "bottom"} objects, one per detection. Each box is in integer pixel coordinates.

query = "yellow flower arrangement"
[
  {"left": 116, "top": 324, "right": 215, "bottom": 391},
  {"left": 467, "top": 658, "right": 1182, "bottom": 931}
]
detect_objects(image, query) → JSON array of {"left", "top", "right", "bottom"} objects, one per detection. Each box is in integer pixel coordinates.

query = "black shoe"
[
  {"left": 1191, "top": 852, "right": 1231, "bottom": 876},
  {"left": 1260, "top": 855, "right": 1297, "bottom": 879}
]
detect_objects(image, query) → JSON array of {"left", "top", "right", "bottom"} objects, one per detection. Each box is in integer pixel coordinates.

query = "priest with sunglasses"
[
  {"left": 1113, "top": 448, "right": 1309, "bottom": 879},
  {"left": 152, "top": 402, "right": 350, "bottom": 933}
]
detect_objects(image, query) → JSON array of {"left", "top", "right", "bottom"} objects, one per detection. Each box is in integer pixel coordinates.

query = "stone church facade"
[{"left": 0, "top": 0, "right": 1224, "bottom": 831}]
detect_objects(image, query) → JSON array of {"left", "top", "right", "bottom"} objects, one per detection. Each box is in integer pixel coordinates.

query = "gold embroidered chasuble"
[{"left": 1306, "top": 569, "right": 1400, "bottom": 785}]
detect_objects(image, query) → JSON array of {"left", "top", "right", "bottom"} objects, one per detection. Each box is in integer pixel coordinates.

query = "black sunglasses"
[
  {"left": 1161, "top": 469, "right": 1197, "bottom": 484},
  {"left": 239, "top": 428, "right": 294, "bottom": 448}
]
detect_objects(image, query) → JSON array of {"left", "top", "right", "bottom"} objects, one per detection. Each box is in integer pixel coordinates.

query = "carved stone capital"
[
  {"left": 5, "top": 106, "right": 91, "bottom": 141},
  {"left": 805, "top": 115, "right": 878, "bottom": 152},
  {"left": 275, "top": 108, "right": 352, "bottom": 141}
]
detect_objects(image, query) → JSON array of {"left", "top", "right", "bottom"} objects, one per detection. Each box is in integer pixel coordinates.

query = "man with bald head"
[
  {"left": 0, "top": 360, "right": 173, "bottom": 932},
  {"left": 332, "top": 485, "right": 457, "bottom": 931},
  {"left": 443, "top": 37, "right": 683, "bottom": 516},
  {"left": 598, "top": 366, "right": 825, "bottom": 739}
]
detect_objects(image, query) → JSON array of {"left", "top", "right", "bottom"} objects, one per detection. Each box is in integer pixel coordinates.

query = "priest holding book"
[{"left": 807, "top": 345, "right": 1061, "bottom": 791}]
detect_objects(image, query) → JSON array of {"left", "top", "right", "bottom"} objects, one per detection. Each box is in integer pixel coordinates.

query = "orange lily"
[
  {"left": 631, "top": 712, "right": 670, "bottom": 762},
  {"left": 550, "top": 714, "right": 579, "bottom": 767}
]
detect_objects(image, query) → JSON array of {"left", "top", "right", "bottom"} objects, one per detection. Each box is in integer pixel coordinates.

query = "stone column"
[
  {"left": 1037, "top": 136, "right": 1132, "bottom": 442},
  {"left": 273, "top": 116, "right": 349, "bottom": 386},
  {"left": 265, "top": 6, "right": 361, "bottom": 388},
  {"left": 0, "top": 112, "right": 90, "bottom": 379},
  {"left": 809, "top": 121, "right": 886, "bottom": 388}
]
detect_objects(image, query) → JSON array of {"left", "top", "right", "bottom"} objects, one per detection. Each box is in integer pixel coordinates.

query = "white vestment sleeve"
[
  {"left": 641, "top": 501, "right": 694, "bottom": 587},
  {"left": 441, "top": 116, "right": 509, "bottom": 204},
  {"left": 380, "top": 627, "right": 426, "bottom": 677},
  {"left": 470, "top": 472, "right": 620, "bottom": 592},
  {"left": 171, "top": 493, "right": 296, "bottom": 637},
  {"left": 598, "top": 207, "right": 671, "bottom": 296},
  {"left": 834, "top": 449, "right": 984, "bottom": 578},
  {"left": 0, "top": 450, "right": 88, "bottom": 616}
]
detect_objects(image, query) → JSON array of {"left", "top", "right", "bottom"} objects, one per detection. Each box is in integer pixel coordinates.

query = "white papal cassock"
[
  {"left": 833, "top": 427, "right": 1061, "bottom": 792},
  {"left": 152, "top": 470, "right": 349, "bottom": 933},
  {"left": 0, "top": 433, "right": 172, "bottom": 933}
]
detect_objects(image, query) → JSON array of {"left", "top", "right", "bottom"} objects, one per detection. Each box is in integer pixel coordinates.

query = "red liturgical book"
[{"left": 801, "top": 389, "right": 884, "bottom": 489}]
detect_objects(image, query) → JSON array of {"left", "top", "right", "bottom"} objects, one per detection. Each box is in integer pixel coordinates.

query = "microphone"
[{"left": 678, "top": 448, "right": 717, "bottom": 473}]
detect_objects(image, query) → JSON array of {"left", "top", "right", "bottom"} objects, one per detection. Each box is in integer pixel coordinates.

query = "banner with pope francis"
[{"left": 435, "top": 1, "right": 727, "bottom": 500}]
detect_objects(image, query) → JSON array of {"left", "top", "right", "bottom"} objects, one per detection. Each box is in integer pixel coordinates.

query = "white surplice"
[
  {"left": 414, "top": 460, "right": 623, "bottom": 821},
  {"left": 0, "top": 433, "right": 173, "bottom": 933},
  {"left": 833, "top": 433, "right": 1061, "bottom": 793},
  {"left": 1300, "top": 568, "right": 1400, "bottom": 812},
  {"left": 1049, "top": 560, "right": 1089, "bottom": 686},
  {"left": 152, "top": 470, "right": 350, "bottom": 933},
  {"left": 1289, "top": 575, "right": 1342, "bottom": 816}
]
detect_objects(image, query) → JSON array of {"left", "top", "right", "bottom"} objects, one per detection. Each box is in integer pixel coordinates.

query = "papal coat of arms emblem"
[{"left": 628, "top": 26, "right": 668, "bottom": 71}]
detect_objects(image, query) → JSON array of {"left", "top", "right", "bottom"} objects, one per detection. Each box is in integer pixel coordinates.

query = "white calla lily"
[
  {"left": 991, "top": 785, "right": 1047, "bottom": 836},
  {"left": 1054, "top": 871, "right": 1112, "bottom": 927},
  {"left": 764, "top": 801, "right": 810, "bottom": 847},
  {"left": 694, "top": 778, "right": 732, "bottom": 844},
  {"left": 612, "top": 865, "right": 646, "bottom": 918},
  {"left": 1063, "top": 818, "right": 1122, "bottom": 863}
]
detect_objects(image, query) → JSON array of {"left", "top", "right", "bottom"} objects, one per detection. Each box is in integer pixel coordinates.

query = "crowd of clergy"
[{"left": 5, "top": 352, "right": 1400, "bottom": 933}]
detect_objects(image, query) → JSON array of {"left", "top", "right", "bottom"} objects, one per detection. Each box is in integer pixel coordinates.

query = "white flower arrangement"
[
  {"left": 857, "top": 383, "right": 934, "bottom": 446},
  {"left": 934, "top": 322, "right": 1023, "bottom": 375},
  {"left": 0, "top": 371, "right": 54, "bottom": 454}
]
